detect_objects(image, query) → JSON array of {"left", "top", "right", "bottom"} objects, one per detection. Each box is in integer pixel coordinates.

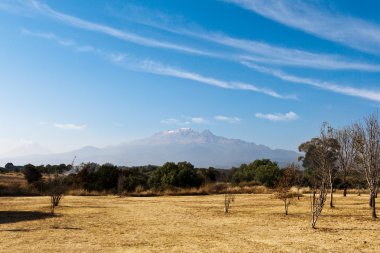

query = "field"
[{"left": 0, "top": 194, "right": 379, "bottom": 252}]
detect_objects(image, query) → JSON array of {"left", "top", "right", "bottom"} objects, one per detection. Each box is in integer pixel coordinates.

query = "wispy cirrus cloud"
[
  {"left": 10, "top": 1, "right": 380, "bottom": 72},
  {"left": 243, "top": 61, "right": 380, "bottom": 102},
  {"left": 113, "top": 4, "right": 380, "bottom": 72},
  {"left": 255, "top": 112, "right": 299, "bottom": 122},
  {"left": 54, "top": 123, "right": 86, "bottom": 130},
  {"left": 225, "top": 0, "right": 380, "bottom": 55},
  {"left": 29, "top": 0, "right": 218, "bottom": 58},
  {"left": 214, "top": 115, "right": 240, "bottom": 124},
  {"left": 139, "top": 60, "right": 291, "bottom": 99},
  {"left": 21, "top": 28, "right": 290, "bottom": 100},
  {"left": 13, "top": 2, "right": 380, "bottom": 103},
  {"left": 21, "top": 28, "right": 98, "bottom": 53}
]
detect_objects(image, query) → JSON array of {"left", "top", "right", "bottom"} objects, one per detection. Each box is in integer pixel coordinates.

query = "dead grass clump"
[
  {"left": 0, "top": 173, "right": 28, "bottom": 188},
  {"left": 163, "top": 187, "right": 208, "bottom": 196},
  {"left": 127, "top": 189, "right": 159, "bottom": 197},
  {"left": 238, "top": 181, "right": 261, "bottom": 187},
  {"left": 66, "top": 189, "right": 112, "bottom": 196},
  {"left": 228, "top": 185, "right": 272, "bottom": 194},
  {"left": 298, "top": 187, "right": 312, "bottom": 194},
  {"left": 200, "top": 182, "right": 229, "bottom": 194},
  {"left": 0, "top": 183, "right": 40, "bottom": 196}
]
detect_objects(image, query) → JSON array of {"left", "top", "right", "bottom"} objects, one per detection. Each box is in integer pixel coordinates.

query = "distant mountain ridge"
[{"left": 0, "top": 128, "right": 299, "bottom": 168}]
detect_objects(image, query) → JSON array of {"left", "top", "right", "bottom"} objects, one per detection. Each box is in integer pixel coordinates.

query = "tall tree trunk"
[
  {"left": 285, "top": 200, "right": 288, "bottom": 215},
  {"left": 343, "top": 173, "right": 347, "bottom": 197},
  {"left": 297, "top": 187, "right": 300, "bottom": 200},
  {"left": 311, "top": 190, "right": 316, "bottom": 229},
  {"left": 371, "top": 192, "right": 377, "bottom": 219},
  {"left": 330, "top": 184, "right": 334, "bottom": 208},
  {"left": 370, "top": 194, "right": 373, "bottom": 207}
]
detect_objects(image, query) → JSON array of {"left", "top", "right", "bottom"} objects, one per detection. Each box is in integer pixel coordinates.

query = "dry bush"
[
  {"left": 66, "top": 189, "right": 102, "bottom": 196},
  {"left": 201, "top": 182, "right": 229, "bottom": 194},
  {"left": 134, "top": 185, "right": 145, "bottom": 193},
  {"left": 126, "top": 183, "right": 273, "bottom": 196},
  {"left": 128, "top": 189, "right": 159, "bottom": 197},
  {"left": 201, "top": 183, "right": 271, "bottom": 195},
  {"left": 238, "top": 181, "right": 261, "bottom": 187},
  {"left": 289, "top": 186, "right": 305, "bottom": 197},
  {"left": 163, "top": 187, "right": 208, "bottom": 196}
]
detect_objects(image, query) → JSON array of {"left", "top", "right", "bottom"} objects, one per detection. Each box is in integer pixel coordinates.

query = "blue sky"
[{"left": 1, "top": 0, "right": 380, "bottom": 155}]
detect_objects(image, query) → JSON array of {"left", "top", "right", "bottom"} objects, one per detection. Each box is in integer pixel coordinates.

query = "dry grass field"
[
  {"left": 0, "top": 194, "right": 379, "bottom": 252},
  {"left": 0, "top": 173, "right": 27, "bottom": 188}
]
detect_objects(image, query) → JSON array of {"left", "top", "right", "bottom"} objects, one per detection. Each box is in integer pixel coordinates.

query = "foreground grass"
[{"left": 0, "top": 194, "right": 379, "bottom": 252}]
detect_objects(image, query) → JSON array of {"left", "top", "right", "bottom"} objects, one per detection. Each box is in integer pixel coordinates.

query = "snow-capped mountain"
[{"left": 0, "top": 129, "right": 299, "bottom": 168}]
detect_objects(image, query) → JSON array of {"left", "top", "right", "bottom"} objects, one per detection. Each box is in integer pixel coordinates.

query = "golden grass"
[
  {"left": 0, "top": 173, "right": 27, "bottom": 188},
  {"left": 0, "top": 194, "right": 380, "bottom": 252}
]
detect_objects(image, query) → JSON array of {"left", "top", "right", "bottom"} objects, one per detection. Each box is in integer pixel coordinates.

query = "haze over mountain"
[
  {"left": 0, "top": 129, "right": 299, "bottom": 168},
  {"left": 2, "top": 142, "right": 51, "bottom": 158}
]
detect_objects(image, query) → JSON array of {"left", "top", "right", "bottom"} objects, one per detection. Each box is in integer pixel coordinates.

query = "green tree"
[
  {"left": 148, "top": 161, "right": 202, "bottom": 190},
  {"left": 254, "top": 161, "right": 280, "bottom": 187},
  {"left": 23, "top": 164, "right": 42, "bottom": 184},
  {"left": 95, "top": 163, "right": 119, "bottom": 191},
  {"left": 5, "top": 162, "right": 14, "bottom": 171}
]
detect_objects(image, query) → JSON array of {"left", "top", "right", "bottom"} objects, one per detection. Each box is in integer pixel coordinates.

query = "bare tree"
[
  {"left": 355, "top": 114, "right": 380, "bottom": 219},
  {"left": 275, "top": 166, "right": 296, "bottom": 215},
  {"left": 45, "top": 159, "right": 73, "bottom": 214},
  {"left": 299, "top": 123, "right": 339, "bottom": 228},
  {"left": 224, "top": 184, "right": 235, "bottom": 213},
  {"left": 117, "top": 171, "right": 125, "bottom": 197},
  {"left": 310, "top": 179, "right": 328, "bottom": 229},
  {"left": 46, "top": 174, "right": 67, "bottom": 214},
  {"left": 334, "top": 125, "right": 360, "bottom": 197}
]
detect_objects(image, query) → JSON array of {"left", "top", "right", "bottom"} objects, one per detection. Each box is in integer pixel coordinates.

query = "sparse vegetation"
[
  {"left": 0, "top": 194, "right": 379, "bottom": 252},
  {"left": 2, "top": 112, "right": 380, "bottom": 237},
  {"left": 275, "top": 165, "right": 297, "bottom": 215}
]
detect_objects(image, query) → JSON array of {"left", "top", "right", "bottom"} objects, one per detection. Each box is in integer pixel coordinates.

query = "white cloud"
[
  {"left": 160, "top": 117, "right": 208, "bottom": 125},
  {"left": 115, "top": 4, "right": 380, "bottom": 72},
  {"left": 108, "top": 53, "right": 127, "bottom": 63},
  {"left": 255, "top": 112, "right": 299, "bottom": 122},
  {"left": 243, "top": 61, "right": 380, "bottom": 102},
  {"left": 54, "top": 123, "right": 86, "bottom": 130},
  {"left": 29, "top": 1, "right": 216, "bottom": 57},
  {"left": 21, "top": 28, "right": 100, "bottom": 54},
  {"left": 225, "top": 0, "right": 380, "bottom": 55},
  {"left": 19, "top": 3, "right": 380, "bottom": 103},
  {"left": 139, "top": 60, "right": 291, "bottom": 99},
  {"left": 18, "top": 1, "right": 380, "bottom": 72},
  {"left": 191, "top": 117, "right": 208, "bottom": 124},
  {"left": 21, "top": 27, "right": 289, "bottom": 100},
  {"left": 160, "top": 118, "right": 187, "bottom": 125},
  {"left": 214, "top": 115, "right": 240, "bottom": 124}
]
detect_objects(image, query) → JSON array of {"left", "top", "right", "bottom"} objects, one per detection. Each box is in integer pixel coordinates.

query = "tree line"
[
  {"left": 1, "top": 113, "right": 379, "bottom": 227},
  {"left": 1, "top": 157, "right": 368, "bottom": 197}
]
